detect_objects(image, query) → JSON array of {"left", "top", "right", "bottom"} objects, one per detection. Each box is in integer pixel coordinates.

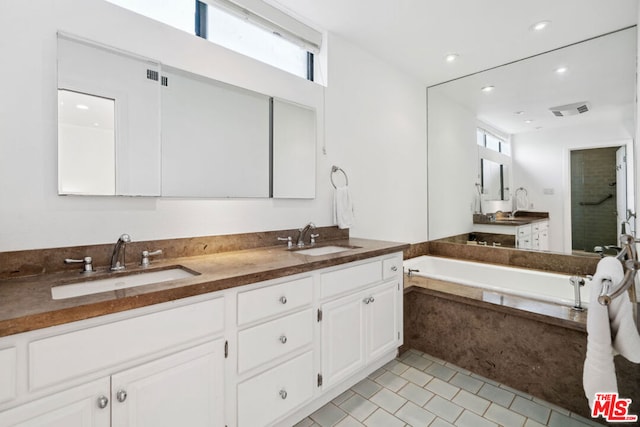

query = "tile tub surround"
[
  {"left": 404, "top": 239, "right": 599, "bottom": 276},
  {"left": 0, "top": 229, "right": 408, "bottom": 337},
  {"left": 403, "top": 282, "right": 640, "bottom": 423}
]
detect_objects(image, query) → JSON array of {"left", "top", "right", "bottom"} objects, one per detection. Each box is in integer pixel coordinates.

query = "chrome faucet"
[
  {"left": 110, "top": 234, "right": 131, "bottom": 271},
  {"left": 569, "top": 276, "right": 586, "bottom": 311},
  {"left": 296, "top": 222, "right": 316, "bottom": 247}
]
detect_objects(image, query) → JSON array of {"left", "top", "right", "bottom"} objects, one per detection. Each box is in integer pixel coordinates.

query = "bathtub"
[{"left": 403, "top": 255, "right": 590, "bottom": 308}]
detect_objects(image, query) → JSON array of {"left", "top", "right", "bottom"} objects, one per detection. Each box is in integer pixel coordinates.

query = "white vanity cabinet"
[
  {"left": 110, "top": 340, "right": 224, "bottom": 427},
  {"left": 516, "top": 224, "right": 532, "bottom": 249},
  {"left": 0, "top": 295, "right": 226, "bottom": 427},
  {"left": 0, "top": 342, "right": 224, "bottom": 427},
  {"left": 0, "top": 251, "right": 404, "bottom": 427},
  {"left": 235, "top": 276, "right": 315, "bottom": 427},
  {"left": 319, "top": 256, "right": 403, "bottom": 390},
  {"left": 518, "top": 220, "right": 550, "bottom": 251}
]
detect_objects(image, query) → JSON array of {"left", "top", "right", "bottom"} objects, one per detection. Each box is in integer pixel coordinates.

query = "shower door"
[{"left": 570, "top": 147, "right": 618, "bottom": 253}]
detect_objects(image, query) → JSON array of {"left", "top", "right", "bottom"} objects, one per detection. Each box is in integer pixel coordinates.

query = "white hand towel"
[
  {"left": 333, "top": 186, "right": 354, "bottom": 229},
  {"left": 583, "top": 257, "right": 640, "bottom": 409}
]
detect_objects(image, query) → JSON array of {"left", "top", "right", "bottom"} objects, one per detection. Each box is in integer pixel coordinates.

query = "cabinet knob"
[
  {"left": 369, "top": 296, "right": 375, "bottom": 303},
  {"left": 279, "top": 335, "right": 288, "bottom": 344},
  {"left": 116, "top": 389, "right": 128, "bottom": 403},
  {"left": 97, "top": 395, "right": 109, "bottom": 409},
  {"left": 363, "top": 297, "right": 371, "bottom": 304},
  {"left": 279, "top": 389, "right": 288, "bottom": 400},
  {"left": 391, "top": 266, "right": 398, "bottom": 272},
  {"left": 279, "top": 296, "right": 287, "bottom": 305}
]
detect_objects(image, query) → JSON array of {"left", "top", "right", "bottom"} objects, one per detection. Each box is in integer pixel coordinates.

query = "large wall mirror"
[
  {"left": 427, "top": 27, "right": 637, "bottom": 255},
  {"left": 57, "top": 34, "right": 317, "bottom": 199}
]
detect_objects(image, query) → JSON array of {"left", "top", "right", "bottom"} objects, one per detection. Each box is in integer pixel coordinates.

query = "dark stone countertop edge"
[{"left": 0, "top": 238, "right": 409, "bottom": 338}]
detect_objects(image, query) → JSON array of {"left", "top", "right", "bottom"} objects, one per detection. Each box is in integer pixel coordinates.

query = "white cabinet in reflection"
[
  {"left": 160, "top": 67, "right": 270, "bottom": 198},
  {"left": 57, "top": 34, "right": 161, "bottom": 196}
]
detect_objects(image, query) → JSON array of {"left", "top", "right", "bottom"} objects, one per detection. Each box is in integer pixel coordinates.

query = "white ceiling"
[
  {"left": 269, "top": 0, "right": 638, "bottom": 86},
  {"left": 431, "top": 27, "right": 637, "bottom": 134},
  {"left": 268, "top": 0, "right": 638, "bottom": 135}
]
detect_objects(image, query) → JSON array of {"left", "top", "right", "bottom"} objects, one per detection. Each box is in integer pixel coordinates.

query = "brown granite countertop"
[
  {"left": 404, "top": 275, "right": 587, "bottom": 332},
  {"left": 473, "top": 211, "right": 550, "bottom": 227},
  {"left": 0, "top": 238, "right": 408, "bottom": 338}
]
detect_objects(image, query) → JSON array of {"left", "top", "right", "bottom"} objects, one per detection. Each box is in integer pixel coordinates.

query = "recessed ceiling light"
[
  {"left": 525, "top": 119, "right": 534, "bottom": 124},
  {"left": 445, "top": 53, "right": 459, "bottom": 63},
  {"left": 531, "top": 20, "right": 551, "bottom": 31},
  {"left": 555, "top": 66, "right": 568, "bottom": 74},
  {"left": 481, "top": 86, "right": 494, "bottom": 93},
  {"left": 76, "top": 104, "right": 89, "bottom": 110},
  {"left": 535, "top": 126, "right": 543, "bottom": 130},
  {"left": 514, "top": 111, "right": 524, "bottom": 115}
]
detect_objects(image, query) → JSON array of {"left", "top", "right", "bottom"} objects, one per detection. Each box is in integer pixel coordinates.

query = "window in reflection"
[{"left": 58, "top": 90, "right": 116, "bottom": 195}]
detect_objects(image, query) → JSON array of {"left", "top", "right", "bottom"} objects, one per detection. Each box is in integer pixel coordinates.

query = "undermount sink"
[
  {"left": 51, "top": 267, "right": 198, "bottom": 300},
  {"left": 293, "top": 245, "right": 360, "bottom": 256}
]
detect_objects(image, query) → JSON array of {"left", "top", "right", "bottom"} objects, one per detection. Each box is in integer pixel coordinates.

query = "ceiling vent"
[{"left": 549, "top": 101, "right": 591, "bottom": 117}]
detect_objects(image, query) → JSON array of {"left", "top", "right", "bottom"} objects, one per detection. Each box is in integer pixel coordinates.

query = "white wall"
[
  {"left": 0, "top": 0, "right": 427, "bottom": 251},
  {"left": 512, "top": 119, "right": 633, "bottom": 253},
  {"left": 427, "top": 90, "right": 478, "bottom": 240}
]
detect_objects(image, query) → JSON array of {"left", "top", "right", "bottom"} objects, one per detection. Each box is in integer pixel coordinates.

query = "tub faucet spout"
[
  {"left": 110, "top": 234, "right": 132, "bottom": 271},
  {"left": 569, "top": 276, "right": 586, "bottom": 311}
]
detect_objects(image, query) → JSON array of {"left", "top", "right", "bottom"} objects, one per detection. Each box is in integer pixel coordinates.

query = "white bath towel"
[
  {"left": 333, "top": 186, "right": 354, "bottom": 229},
  {"left": 583, "top": 257, "right": 640, "bottom": 409}
]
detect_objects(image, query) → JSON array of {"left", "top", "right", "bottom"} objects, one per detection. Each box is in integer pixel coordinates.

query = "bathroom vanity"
[
  {"left": 472, "top": 212, "right": 550, "bottom": 250},
  {"left": 0, "top": 237, "right": 405, "bottom": 427}
]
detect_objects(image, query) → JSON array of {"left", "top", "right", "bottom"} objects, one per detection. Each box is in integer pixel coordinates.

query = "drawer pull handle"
[
  {"left": 279, "top": 335, "right": 288, "bottom": 344},
  {"left": 97, "top": 396, "right": 109, "bottom": 409},
  {"left": 116, "top": 389, "right": 128, "bottom": 403},
  {"left": 279, "top": 296, "right": 287, "bottom": 305},
  {"left": 279, "top": 389, "right": 288, "bottom": 400},
  {"left": 391, "top": 266, "right": 398, "bottom": 271}
]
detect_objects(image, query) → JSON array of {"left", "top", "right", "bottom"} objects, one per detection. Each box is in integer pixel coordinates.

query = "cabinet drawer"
[
  {"left": 382, "top": 255, "right": 402, "bottom": 280},
  {"left": 0, "top": 347, "right": 16, "bottom": 404},
  {"left": 320, "top": 260, "right": 382, "bottom": 299},
  {"left": 29, "top": 297, "right": 224, "bottom": 391},
  {"left": 237, "top": 351, "right": 314, "bottom": 427},
  {"left": 517, "top": 225, "right": 531, "bottom": 237},
  {"left": 238, "top": 309, "right": 313, "bottom": 373},
  {"left": 238, "top": 277, "right": 312, "bottom": 325}
]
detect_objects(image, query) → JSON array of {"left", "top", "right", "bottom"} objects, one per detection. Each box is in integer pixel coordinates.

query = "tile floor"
[{"left": 294, "top": 349, "right": 602, "bottom": 427}]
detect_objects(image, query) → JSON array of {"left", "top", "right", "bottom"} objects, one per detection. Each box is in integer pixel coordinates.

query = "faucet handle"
[
  {"left": 277, "top": 236, "right": 293, "bottom": 249},
  {"left": 141, "top": 249, "right": 163, "bottom": 267},
  {"left": 65, "top": 256, "right": 95, "bottom": 273},
  {"left": 310, "top": 233, "right": 319, "bottom": 245}
]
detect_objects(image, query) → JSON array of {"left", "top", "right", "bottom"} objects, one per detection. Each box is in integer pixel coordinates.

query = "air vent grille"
[
  {"left": 146, "top": 69, "right": 159, "bottom": 81},
  {"left": 549, "top": 101, "right": 590, "bottom": 117}
]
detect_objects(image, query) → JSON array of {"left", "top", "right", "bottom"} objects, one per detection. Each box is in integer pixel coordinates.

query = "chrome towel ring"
[{"left": 330, "top": 166, "right": 349, "bottom": 189}]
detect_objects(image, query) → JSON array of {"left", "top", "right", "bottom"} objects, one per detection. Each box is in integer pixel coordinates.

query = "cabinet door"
[
  {"left": 0, "top": 378, "right": 110, "bottom": 427},
  {"left": 111, "top": 340, "right": 224, "bottom": 427},
  {"left": 366, "top": 281, "right": 400, "bottom": 361},
  {"left": 320, "top": 293, "right": 366, "bottom": 389}
]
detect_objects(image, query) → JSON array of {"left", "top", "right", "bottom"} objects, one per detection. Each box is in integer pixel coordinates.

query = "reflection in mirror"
[
  {"left": 272, "top": 99, "right": 316, "bottom": 199},
  {"left": 427, "top": 27, "right": 636, "bottom": 254},
  {"left": 481, "top": 159, "right": 506, "bottom": 201},
  {"left": 57, "top": 34, "right": 162, "bottom": 196},
  {"left": 160, "top": 66, "right": 271, "bottom": 198},
  {"left": 58, "top": 90, "right": 115, "bottom": 195}
]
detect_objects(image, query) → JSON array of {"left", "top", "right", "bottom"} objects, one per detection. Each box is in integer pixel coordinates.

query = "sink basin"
[
  {"left": 293, "top": 245, "right": 359, "bottom": 256},
  {"left": 51, "top": 267, "right": 198, "bottom": 300}
]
